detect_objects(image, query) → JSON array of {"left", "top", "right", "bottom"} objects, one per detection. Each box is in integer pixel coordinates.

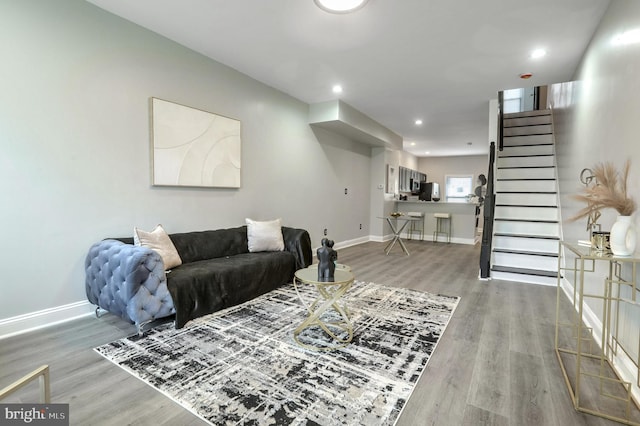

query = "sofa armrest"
[
  {"left": 281, "top": 227, "right": 313, "bottom": 270},
  {"left": 84, "top": 239, "right": 175, "bottom": 326}
]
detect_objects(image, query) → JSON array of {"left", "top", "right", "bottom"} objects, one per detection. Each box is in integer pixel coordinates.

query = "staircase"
[{"left": 490, "top": 109, "right": 560, "bottom": 286}]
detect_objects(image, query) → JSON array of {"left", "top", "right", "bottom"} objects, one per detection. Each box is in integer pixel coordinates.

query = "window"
[
  {"left": 503, "top": 88, "right": 523, "bottom": 114},
  {"left": 445, "top": 175, "right": 473, "bottom": 203}
]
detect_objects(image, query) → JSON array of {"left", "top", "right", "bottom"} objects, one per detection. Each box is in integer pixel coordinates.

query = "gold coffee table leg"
[{"left": 293, "top": 275, "right": 354, "bottom": 351}]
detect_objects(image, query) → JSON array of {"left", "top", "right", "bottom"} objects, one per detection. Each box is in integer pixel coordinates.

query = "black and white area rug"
[{"left": 95, "top": 281, "right": 459, "bottom": 425}]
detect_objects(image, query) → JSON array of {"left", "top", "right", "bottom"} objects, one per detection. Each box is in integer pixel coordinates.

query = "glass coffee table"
[{"left": 293, "top": 265, "right": 355, "bottom": 351}]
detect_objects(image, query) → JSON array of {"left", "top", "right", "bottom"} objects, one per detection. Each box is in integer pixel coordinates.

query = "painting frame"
[{"left": 150, "top": 97, "right": 242, "bottom": 188}]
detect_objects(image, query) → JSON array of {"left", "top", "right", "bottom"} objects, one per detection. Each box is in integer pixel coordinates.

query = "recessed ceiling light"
[
  {"left": 410, "top": 142, "right": 416, "bottom": 146},
  {"left": 530, "top": 48, "right": 547, "bottom": 59},
  {"left": 332, "top": 85, "right": 343, "bottom": 94},
  {"left": 314, "top": 0, "right": 368, "bottom": 13},
  {"left": 425, "top": 151, "right": 430, "bottom": 155},
  {"left": 415, "top": 119, "right": 423, "bottom": 125}
]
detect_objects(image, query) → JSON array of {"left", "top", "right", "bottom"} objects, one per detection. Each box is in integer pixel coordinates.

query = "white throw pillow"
[
  {"left": 133, "top": 224, "right": 182, "bottom": 270},
  {"left": 245, "top": 218, "right": 285, "bottom": 252}
]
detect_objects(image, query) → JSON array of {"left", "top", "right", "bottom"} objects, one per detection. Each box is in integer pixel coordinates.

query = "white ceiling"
[{"left": 87, "top": 0, "right": 610, "bottom": 157}]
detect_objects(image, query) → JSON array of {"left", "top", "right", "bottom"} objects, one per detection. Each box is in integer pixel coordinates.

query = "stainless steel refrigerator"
[{"left": 419, "top": 182, "right": 440, "bottom": 201}]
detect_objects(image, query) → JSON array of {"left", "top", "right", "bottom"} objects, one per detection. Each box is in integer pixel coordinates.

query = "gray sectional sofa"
[{"left": 85, "top": 226, "right": 312, "bottom": 331}]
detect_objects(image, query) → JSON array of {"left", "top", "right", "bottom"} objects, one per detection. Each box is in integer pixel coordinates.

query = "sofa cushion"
[
  {"left": 133, "top": 224, "right": 182, "bottom": 270},
  {"left": 167, "top": 250, "right": 296, "bottom": 328},
  {"left": 245, "top": 218, "right": 284, "bottom": 252}
]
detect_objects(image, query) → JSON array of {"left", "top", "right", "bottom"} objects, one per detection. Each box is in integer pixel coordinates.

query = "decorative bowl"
[{"left": 390, "top": 212, "right": 403, "bottom": 217}]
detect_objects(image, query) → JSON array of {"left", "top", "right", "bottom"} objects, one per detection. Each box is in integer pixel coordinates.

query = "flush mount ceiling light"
[
  {"left": 530, "top": 48, "right": 547, "bottom": 59},
  {"left": 332, "top": 84, "right": 343, "bottom": 93},
  {"left": 314, "top": 0, "right": 369, "bottom": 14},
  {"left": 414, "top": 119, "right": 423, "bottom": 125}
]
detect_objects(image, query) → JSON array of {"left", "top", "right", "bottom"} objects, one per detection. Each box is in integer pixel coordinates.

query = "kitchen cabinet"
[{"left": 398, "top": 166, "right": 426, "bottom": 193}]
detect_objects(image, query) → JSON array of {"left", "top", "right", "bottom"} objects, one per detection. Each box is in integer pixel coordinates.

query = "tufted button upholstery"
[{"left": 85, "top": 239, "right": 175, "bottom": 327}]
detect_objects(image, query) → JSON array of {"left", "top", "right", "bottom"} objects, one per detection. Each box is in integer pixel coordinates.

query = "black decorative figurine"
[
  {"left": 317, "top": 238, "right": 337, "bottom": 282},
  {"left": 474, "top": 174, "right": 488, "bottom": 206}
]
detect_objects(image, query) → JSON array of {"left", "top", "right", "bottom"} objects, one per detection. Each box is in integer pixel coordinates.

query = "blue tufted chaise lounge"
[{"left": 85, "top": 226, "right": 312, "bottom": 332}]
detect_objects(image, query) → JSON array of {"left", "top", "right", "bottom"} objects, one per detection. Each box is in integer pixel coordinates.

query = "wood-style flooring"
[{"left": 0, "top": 240, "right": 627, "bottom": 425}]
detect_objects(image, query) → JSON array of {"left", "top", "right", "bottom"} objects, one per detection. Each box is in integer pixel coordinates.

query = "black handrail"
[
  {"left": 534, "top": 86, "right": 541, "bottom": 111},
  {"left": 479, "top": 141, "right": 496, "bottom": 279},
  {"left": 498, "top": 91, "right": 504, "bottom": 151}
]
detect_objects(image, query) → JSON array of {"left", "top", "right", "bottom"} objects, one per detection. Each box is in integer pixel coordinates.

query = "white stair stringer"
[{"left": 490, "top": 109, "right": 561, "bottom": 286}]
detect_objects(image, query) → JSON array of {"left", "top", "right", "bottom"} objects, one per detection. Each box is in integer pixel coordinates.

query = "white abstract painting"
[{"left": 151, "top": 98, "right": 241, "bottom": 188}]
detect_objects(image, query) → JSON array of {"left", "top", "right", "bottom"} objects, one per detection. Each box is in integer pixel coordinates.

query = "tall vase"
[{"left": 610, "top": 215, "right": 637, "bottom": 256}]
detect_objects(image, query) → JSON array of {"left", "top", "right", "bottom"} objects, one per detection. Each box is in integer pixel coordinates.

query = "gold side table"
[
  {"left": 293, "top": 265, "right": 354, "bottom": 351},
  {"left": 556, "top": 241, "right": 640, "bottom": 425}
]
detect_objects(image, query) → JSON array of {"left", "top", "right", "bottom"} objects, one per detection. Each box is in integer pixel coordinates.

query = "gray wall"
[
  {"left": 0, "top": 0, "right": 372, "bottom": 321},
  {"left": 417, "top": 155, "right": 489, "bottom": 196}
]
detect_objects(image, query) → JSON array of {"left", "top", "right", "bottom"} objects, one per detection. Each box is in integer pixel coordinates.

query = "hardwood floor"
[{"left": 0, "top": 240, "right": 625, "bottom": 425}]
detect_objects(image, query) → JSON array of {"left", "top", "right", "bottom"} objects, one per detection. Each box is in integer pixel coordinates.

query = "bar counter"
[{"left": 394, "top": 200, "right": 478, "bottom": 244}]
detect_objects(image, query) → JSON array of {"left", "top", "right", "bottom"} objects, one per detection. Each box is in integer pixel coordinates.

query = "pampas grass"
[{"left": 570, "top": 160, "right": 636, "bottom": 222}]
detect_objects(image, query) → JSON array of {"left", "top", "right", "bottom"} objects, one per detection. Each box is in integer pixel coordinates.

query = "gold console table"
[{"left": 555, "top": 241, "right": 640, "bottom": 424}]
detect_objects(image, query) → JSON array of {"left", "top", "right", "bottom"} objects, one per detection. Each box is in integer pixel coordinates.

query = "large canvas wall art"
[{"left": 150, "top": 98, "right": 241, "bottom": 188}]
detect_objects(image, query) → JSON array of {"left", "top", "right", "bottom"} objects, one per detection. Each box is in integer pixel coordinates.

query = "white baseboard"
[
  {"left": 333, "top": 236, "right": 370, "bottom": 250},
  {"left": 399, "top": 233, "right": 475, "bottom": 245},
  {"left": 370, "top": 234, "right": 475, "bottom": 245},
  {"left": 369, "top": 234, "right": 393, "bottom": 243},
  {"left": 0, "top": 300, "right": 94, "bottom": 340}
]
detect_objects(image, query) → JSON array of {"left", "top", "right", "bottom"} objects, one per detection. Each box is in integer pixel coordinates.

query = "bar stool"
[
  {"left": 433, "top": 213, "right": 451, "bottom": 243},
  {"left": 407, "top": 212, "right": 425, "bottom": 240}
]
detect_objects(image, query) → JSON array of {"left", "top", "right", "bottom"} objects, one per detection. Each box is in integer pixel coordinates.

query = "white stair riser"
[
  {"left": 503, "top": 124, "right": 552, "bottom": 136},
  {"left": 493, "top": 221, "right": 560, "bottom": 236},
  {"left": 494, "top": 206, "right": 558, "bottom": 221},
  {"left": 501, "top": 144, "right": 554, "bottom": 156},
  {"left": 496, "top": 180, "right": 556, "bottom": 192},
  {"left": 503, "top": 134, "right": 554, "bottom": 146},
  {"left": 495, "top": 193, "right": 558, "bottom": 205},
  {"left": 493, "top": 236, "right": 559, "bottom": 253},
  {"left": 497, "top": 167, "right": 556, "bottom": 180},
  {"left": 498, "top": 156, "right": 554, "bottom": 168},
  {"left": 504, "top": 115, "right": 552, "bottom": 127},
  {"left": 504, "top": 110, "right": 551, "bottom": 119},
  {"left": 490, "top": 270, "right": 557, "bottom": 286},
  {"left": 493, "top": 252, "right": 558, "bottom": 271}
]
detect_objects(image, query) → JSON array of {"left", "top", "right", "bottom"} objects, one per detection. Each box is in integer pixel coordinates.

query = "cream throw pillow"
[
  {"left": 245, "top": 218, "right": 285, "bottom": 252},
  {"left": 133, "top": 224, "right": 182, "bottom": 270}
]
